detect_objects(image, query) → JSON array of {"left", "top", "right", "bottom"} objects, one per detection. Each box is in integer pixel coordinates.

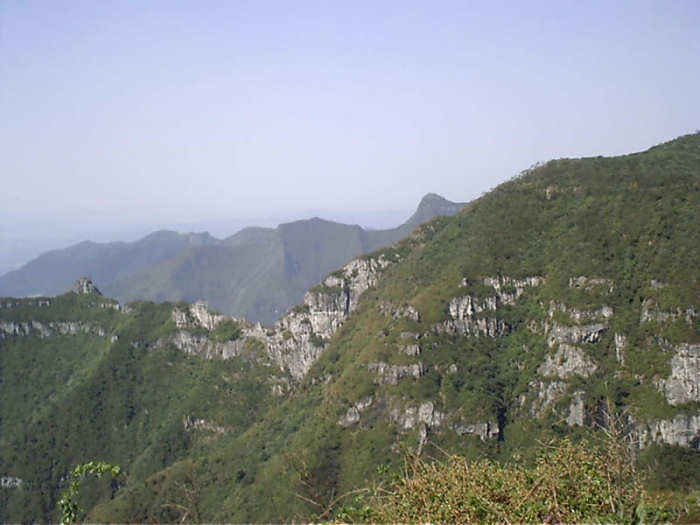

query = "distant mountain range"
[{"left": 0, "top": 193, "right": 466, "bottom": 324}]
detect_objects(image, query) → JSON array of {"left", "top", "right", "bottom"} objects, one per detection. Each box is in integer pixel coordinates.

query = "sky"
[{"left": 1, "top": 0, "right": 699, "bottom": 270}]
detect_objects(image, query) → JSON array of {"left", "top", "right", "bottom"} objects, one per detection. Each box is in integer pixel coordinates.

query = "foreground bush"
[{"left": 361, "top": 438, "right": 662, "bottom": 524}]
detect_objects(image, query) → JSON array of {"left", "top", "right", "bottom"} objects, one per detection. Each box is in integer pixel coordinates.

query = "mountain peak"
[
  {"left": 71, "top": 277, "right": 102, "bottom": 296},
  {"left": 419, "top": 192, "right": 450, "bottom": 204},
  {"left": 405, "top": 193, "right": 467, "bottom": 229}
]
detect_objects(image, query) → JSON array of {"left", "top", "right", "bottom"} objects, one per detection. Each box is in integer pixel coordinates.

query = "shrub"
[{"left": 367, "top": 438, "right": 645, "bottom": 523}]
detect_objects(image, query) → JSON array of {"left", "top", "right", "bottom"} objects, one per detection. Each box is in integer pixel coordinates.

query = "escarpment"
[{"left": 165, "top": 252, "right": 396, "bottom": 380}]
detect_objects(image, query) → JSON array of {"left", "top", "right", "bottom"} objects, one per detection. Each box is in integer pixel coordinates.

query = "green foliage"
[
  {"left": 308, "top": 331, "right": 325, "bottom": 347},
  {"left": 58, "top": 461, "right": 121, "bottom": 524},
  {"left": 291, "top": 304, "right": 310, "bottom": 314},
  {"left": 368, "top": 438, "right": 646, "bottom": 523},
  {"left": 1, "top": 134, "right": 699, "bottom": 522},
  {"left": 638, "top": 444, "right": 700, "bottom": 491},
  {"left": 210, "top": 319, "right": 241, "bottom": 342}
]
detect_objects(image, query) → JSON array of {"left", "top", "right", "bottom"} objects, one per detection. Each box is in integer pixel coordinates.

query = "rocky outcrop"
[
  {"left": 379, "top": 301, "right": 421, "bottom": 322},
  {"left": 526, "top": 382, "right": 588, "bottom": 427},
  {"left": 453, "top": 421, "right": 499, "bottom": 441},
  {"left": 566, "top": 391, "right": 586, "bottom": 426},
  {"left": 615, "top": 333, "right": 627, "bottom": 364},
  {"left": 338, "top": 397, "right": 374, "bottom": 426},
  {"left": 390, "top": 401, "right": 444, "bottom": 431},
  {"left": 640, "top": 298, "right": 695, "bottom": 325},
  {"left": 0, "top": 298, "right": 51, "bottom": 308},
  {"left": 436, "top": 316, "right": 508, "bottom": 338},
  {"left": 0, "top": 476, "right": 22, "bottom": 489},
  {"left": 632, "top": 413, "right": 700, "bottom": 449},
  {"left": 448, "top": 294, "right": 497, "bottom": 318},
  {"left": 545, "top": 322, "right": 607, "bottom": 347},
  {"left": 437, "top": 275, "right": 544, "bottom": 337},
  {"left": 183, "top": 415, "right": 227, "bottom": 434},
  {"left": 481, "top": 275, "right": 546, "bottom": 303},
  {"left": 162, "top": 253, "right": 392, "bottom": 379},
  {"left": 258, "top": 314, "right": 326, "bottom": 380},
  {"left": 399, "top": 343, "right": 421, "bottom": 356},
  {"left": 163, "top": 331, "right": 249, "bottom": 359},
  {"left": 269, "top": 375, "right": 291, "bottom": 396},
  {"left": 538, "top": 344, "right": 597, "bottom": 379},
  {"left": 261, "top": 254, "right": 394, "bottom": 379},
  {"left": 656, "top": 343, "right": 700, "bottom": 405},
  {"left": 0, "top": 251, "right": 392, "bottom": 381},
  {"left": 548, "top": 301, "right": 613, "bottom": 323},
  {"left": 368, "top": 361, "right": 424, "bottom": 384},
  {"left": 173, "top": 301, "right": 227, "bottom": 330},
  {"left": 72, "top": 277, "right": 102, "bottom": 295},
  {"left": 568, "top": 276, "right": 614, "bottom": 293},
  {"left": 527, "top": 380, "right": 568, "bottom": 418},
  {"left": 0, "top": 320, "right": 108, "bottom": 339}
]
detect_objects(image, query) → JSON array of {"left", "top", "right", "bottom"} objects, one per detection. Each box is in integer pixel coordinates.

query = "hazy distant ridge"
[{"left": 0, "top": 194, "right": 466, "bottom": 324}]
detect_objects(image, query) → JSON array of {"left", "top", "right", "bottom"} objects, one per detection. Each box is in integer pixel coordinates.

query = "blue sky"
[{"left": 1, "top": 0, "right": 699, "bottom": 253}]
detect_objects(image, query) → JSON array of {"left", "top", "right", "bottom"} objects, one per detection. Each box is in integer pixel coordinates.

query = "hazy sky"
[{"left": 2, "top": 0, "right": 699, "bottom": 238}]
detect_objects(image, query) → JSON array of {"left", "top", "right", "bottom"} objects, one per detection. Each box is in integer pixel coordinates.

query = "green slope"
[
  {"left": 1, "top": 134, "right": 698, "bottom": 522},
  {"left": 90, "top": 133, "right": 699, "bottom": 523},
  {"left": 0, "top": 294, "right": 288, "bottom": 522}
]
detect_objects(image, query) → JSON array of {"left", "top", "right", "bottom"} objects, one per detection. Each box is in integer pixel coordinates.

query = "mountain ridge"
[
  {"left": 0, "top": 134, "right": 698, "bottom": 522},
  {"left": 0, "top": 194, "right": 467, "bottom": 324}
]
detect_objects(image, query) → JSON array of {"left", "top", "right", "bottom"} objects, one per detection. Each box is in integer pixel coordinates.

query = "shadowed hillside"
[{"left": 0, "top": 194, "right": 466, "bottom": 324}]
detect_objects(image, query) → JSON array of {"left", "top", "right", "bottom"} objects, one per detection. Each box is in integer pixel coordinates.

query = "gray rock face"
[
  {"left": 399, "top": 343, "right": 421, "bottom": 356},
  {"left": 548, "top": 301, "right": 613, "bottom": 323},
  {"left": 545, "top": 322, "right": 607, "bottom": 347},
  {"left": 368, "top": 361, "right": 424, "bottom": 384},
  {"left": 0, "top": 299, "right": 51, "bottom": 308},
  {"left": 615, "top": 333, "right": 627, "bottom": 364},
  {"left": 172, "top": 301, "right": 232, "bottom": 330},
  {"left": 538, "top": 344, "right": 597, "bottom": 379},
  {"left": 0, "top": 320, "right": 108, "bottom": 339},
  {"left": 566, "top": 391, "right": 586, "bottom": 426},
  {"left": 448, "top": 294, "right": 497, "bottom": 319},
  {"left": 162, "top": 330, "right": 249, "bottom": 360},
  {"left": 656, "top": 343, "right": 700, "bottom": 405},
  {"left": 259, "top": 313, "right": 325, "bottom": 380},
  {"left": 528, "top": 380, "right": 568, "bottom": 418},
  {"left": 390, "top": 401, "right": 444, "bottom": 431},
  {"left": 640, "top": 298, "right": 696, "bottom": 325},
  {"left": 379, "top": 301, "right": 421, "bottom": 322},
  {"left": 1, "top": 476, "right": 23, "bottom": 489},
  {"left": 72, "top": 277, "right": 102, "bottom": 295},
  {"left": 436, "top": 275, "right": 544, "bottom": 338},
  {"left": 338, "top": 397, "right": 374, "bottom": 426},
  {"left": 453, "top": 421, "right": 499, "bottom": 441},
  {"left": 481, "top": 275, "right": 546, "bottom": 304},
  {"left": 261, "top": 254, "right": 394, "bottom": 379},
  {"left": 568, "top": 276, "right": 615, "bottom": 293},
  {"left": 436, "top": 316, "right": 507, "bottom": 338},
  {"left": 182, "top": 415, "right": 227, "bottom": 434},
  {"left": 632, "top": 413, "right": 700, "bottom": 448}
]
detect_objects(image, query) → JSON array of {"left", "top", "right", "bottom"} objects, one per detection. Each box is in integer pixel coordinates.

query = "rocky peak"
[
  {"left": 71, "top": 277, "right": 102, "bottom": 296},
  {"left": 404, "top": 193, "right": 467, "bottom": 229}
]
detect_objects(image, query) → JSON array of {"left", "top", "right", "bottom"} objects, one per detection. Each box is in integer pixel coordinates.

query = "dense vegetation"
[
  {"left": 1, "top": 134, "right": 698, "bottom": 522},
  {"left": 349, "top": 435, "right": 699, "bottom": 523}
]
